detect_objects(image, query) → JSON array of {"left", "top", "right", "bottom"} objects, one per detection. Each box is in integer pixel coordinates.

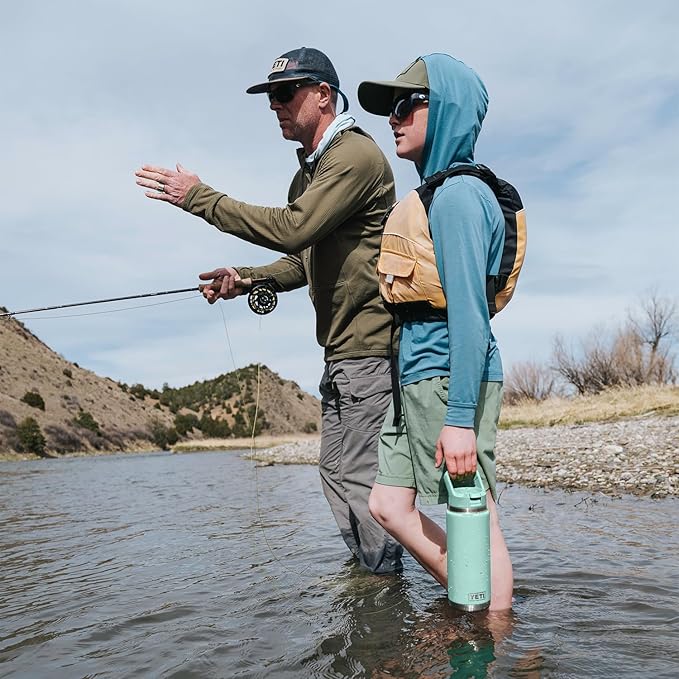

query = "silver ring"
[{"left": 157, "top": 183, "right": 165, "bottom": 192}]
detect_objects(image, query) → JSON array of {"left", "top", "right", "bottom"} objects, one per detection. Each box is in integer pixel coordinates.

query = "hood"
[{"left": 418, "top": 54, "right": 488, "bottom": 179}]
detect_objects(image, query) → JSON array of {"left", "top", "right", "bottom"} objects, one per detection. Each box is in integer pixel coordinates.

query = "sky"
[{"left": 1, "top": 1, "right": 678, "bottom": 396}]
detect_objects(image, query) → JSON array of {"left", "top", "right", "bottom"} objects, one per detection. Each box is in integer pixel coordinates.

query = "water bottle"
[{"left": 444, "top": 471, "right": 491, "bottom": 611}]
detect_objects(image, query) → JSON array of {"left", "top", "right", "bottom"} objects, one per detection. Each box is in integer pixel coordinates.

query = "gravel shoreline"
[{"left": 246, "top": 415, "right": 679, "bottom": 498}]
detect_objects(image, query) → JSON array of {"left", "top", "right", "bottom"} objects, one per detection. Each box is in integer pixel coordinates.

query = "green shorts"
[{"left": 376, "top": 378, "right": 503, "bottom": 504}]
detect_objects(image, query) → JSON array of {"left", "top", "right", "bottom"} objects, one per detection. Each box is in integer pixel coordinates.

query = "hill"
[{"left": 0, "top": 309, "right": 320, "bottom": 459}]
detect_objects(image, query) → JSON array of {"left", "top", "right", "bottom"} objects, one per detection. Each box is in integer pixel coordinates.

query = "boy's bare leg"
[
  {"left": 369, "top": 483, "right": 448, "bottom": 586},
  {"left": 488, "top": 491, "right": 513, "bottom": 610}
]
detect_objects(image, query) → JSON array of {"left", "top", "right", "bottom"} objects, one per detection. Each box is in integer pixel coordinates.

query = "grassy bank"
[
  {"left": 170, "top": 433, "right": 321, "bottom": 453},
  {"left": 500, "top": 384, "right": 679, "bottom": 428}
]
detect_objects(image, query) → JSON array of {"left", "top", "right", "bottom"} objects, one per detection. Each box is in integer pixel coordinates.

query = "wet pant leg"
[{"left": 319, "top": 357, "right": 403, "bottom": 574}]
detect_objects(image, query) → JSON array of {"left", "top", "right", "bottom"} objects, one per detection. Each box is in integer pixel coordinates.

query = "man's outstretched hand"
[{"left": 135, "top": 163, "right": 200, "bottom": 205}]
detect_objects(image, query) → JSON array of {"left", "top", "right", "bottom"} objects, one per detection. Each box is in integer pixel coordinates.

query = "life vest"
[{"left": 377, "top": 164, "right": 526, "bottom": 319}]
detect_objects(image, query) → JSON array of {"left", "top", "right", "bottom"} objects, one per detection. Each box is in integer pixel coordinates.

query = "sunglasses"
[
  {"left": 267, "top": 80, "right": 316, "bottom": 104},
  {"left": 391, "top": 92, "right": 429, "bottom": 121}
]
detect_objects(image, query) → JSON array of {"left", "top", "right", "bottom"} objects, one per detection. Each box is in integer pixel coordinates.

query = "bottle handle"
[{"left": 444, "top": 470, "right": 485, "bottom": 501}]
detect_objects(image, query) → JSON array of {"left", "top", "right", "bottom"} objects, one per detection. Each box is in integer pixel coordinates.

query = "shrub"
[
  {"left": 149, "top": 419, "right": 179, "bottom": 450},
  {"left": 0, "top": 409, "right": 16, "bottom": 429},
  {"left": 21, "top": 391, "right": 45, "bottom": 411},
  {"left": 44, "top": 425, "right": 83, "bottom": 454},
  {"left": 199, "top": 414, "right": 231, "bottom": 438},
  {"left": 129, "top": 383, "right": 149, "bottom": 399},
  {"left": 105, "top": 430, "right": 125, "bottom": 450},
  {"left": 174, "top": 413, "right": 200, "bottom": 436},
  {"left": 302, "top": 421, "right": 318, "bottom": 433},
  {"left": 16, "top": 417, "right": 47, "bottom": 456},
  {"left": 230, "top": 406, "right": 267, "bottom": 437},
  {"left": 73, "top": 410, "right": 100, "bottom": 433},
  {"left": 62, "top": 368, "right": 73, "bottom": 379},
  {"left": 61, "top": 394, "right": 80, "bottom": 409},
  {"left": 79, "top": 427, "right": 105, "bottom": 450},
  {"left": 504, "top": 361, "right": 557, "bottom": 404}
]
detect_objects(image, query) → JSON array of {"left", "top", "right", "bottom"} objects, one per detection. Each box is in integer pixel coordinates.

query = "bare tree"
[
  {"left": 552, "top": 335, "right": 587, "bottom": 395},
  {"left": 552, "top": 329, "right": 623, "bottom": 395},
  {"left": 504, "top": 360, "right": 557, "bottom": 404},
  {"left": 629, "top": 291, "right": 676, "bottom": 351},
  {"left": 627, "top": 292, "right": 677, "bottom": 384}
]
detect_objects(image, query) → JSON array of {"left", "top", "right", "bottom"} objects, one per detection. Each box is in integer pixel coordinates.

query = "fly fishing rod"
[{"left": 0, "top": 278, "right": 278, "bottom": 318}]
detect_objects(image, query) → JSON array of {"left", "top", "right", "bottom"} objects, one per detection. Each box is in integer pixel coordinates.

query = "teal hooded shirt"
[{"left": 398, "top": 53, "right": 504, "bottom": 428}]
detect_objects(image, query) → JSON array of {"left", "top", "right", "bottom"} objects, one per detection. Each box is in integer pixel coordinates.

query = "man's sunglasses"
[
  {"left": 267, "top": 80, "right": 316, "bottom": 104},
  {"left": 391, "top": 92, "right": 429, "bottom": 121}
]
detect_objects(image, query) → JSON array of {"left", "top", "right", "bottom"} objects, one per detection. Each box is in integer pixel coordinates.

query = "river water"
[{"left": 0, "top": 451, "right": 677, "bottom": 678}]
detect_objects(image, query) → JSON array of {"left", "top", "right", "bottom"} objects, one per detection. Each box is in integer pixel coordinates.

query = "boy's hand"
[{"left": 435, "top": 425, "right": 477, "bottom": 477}]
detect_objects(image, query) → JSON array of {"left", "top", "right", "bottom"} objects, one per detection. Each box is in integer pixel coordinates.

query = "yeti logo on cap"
[{"left": 270, "top": 58, "right": 289, "bottom": 74}]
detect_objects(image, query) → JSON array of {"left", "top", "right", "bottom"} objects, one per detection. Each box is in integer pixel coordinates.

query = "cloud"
[{"left": 2, "top": 0, "right": 678, "bottom": 395}]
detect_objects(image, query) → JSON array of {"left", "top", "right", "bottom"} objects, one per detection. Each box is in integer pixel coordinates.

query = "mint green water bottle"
[{"left": 444, "top": 471, "right": 491, "bottom": 611}]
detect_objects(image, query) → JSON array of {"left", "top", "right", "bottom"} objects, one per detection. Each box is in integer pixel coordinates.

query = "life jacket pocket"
[{"left": 377, "top": 248, "right": 417, "bottom": 304}]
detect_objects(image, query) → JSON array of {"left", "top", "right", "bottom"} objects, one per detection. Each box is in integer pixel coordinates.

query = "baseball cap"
[
  {"left": 247, "top": 47, "right": 349, "bottom": 111},
  {"left": 247, "top": 47, "right": 341, "bottom": 93},
  {"left": 358, "top": 59, "right": 429, "bottom": 116}
]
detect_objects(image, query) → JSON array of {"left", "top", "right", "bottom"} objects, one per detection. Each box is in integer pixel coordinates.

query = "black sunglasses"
[
  {"left": 391, "top": 92, "right": 429, "bottom": 121},
  {"left": 267, "top": 80, "right": 316, "bottom": 104}
]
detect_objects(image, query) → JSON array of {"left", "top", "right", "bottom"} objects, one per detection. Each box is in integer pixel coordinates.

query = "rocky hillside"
[
  {"left": 153, "top": 364, "right": 320, "bottom": 437},
  {"left": 0, "top": 309, "right": 320, "bottom": 459}
]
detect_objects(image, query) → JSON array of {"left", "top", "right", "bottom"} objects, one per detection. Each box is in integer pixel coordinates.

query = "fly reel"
[{"left": 247, "top": 278, "right": 278, "bottom": 315}]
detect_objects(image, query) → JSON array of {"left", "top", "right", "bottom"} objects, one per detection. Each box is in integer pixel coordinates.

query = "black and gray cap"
[{"left": 246, "top": 47, "right": 349, "bottom": 111}]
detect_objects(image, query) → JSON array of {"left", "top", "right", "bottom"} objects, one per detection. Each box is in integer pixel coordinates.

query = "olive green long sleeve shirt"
[{"left": 181, "top": 127, "right": 396, "bottom": 361}]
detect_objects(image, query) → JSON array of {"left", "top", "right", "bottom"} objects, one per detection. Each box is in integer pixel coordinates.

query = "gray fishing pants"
[{"left": 319, "top": 356, "right": 403, "bottom": 574}]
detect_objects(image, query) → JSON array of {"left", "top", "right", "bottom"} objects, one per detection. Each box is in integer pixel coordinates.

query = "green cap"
[
  {"left": 444, "top": 472, "right": 487, "bottom": 511},
  {"left": 358, "top": 59, "right": 429, "bottom": 116}
]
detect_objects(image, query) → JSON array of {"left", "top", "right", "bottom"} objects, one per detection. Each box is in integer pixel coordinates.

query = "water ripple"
[{"left": 1, "top": 453, "right": 678, "bottom": 678}]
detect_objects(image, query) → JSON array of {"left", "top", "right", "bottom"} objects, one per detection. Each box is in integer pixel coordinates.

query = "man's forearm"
[
  {"left": 182, "top": 184, "right": 311, "bottom": 254},
  {"left": 235, "top": 255, "right": 307, "bottom": 293}
]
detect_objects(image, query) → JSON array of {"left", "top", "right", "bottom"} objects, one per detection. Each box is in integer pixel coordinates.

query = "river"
[{"left": 1, "top": 451, "right": 677, "bottom": 678}]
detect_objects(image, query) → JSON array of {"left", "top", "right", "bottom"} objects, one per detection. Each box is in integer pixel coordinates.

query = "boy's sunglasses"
[
  {"left": 267, "top": 80, "right": 316, "bottom": 104},
  {"left": 391, "top": 92, "right": 429, "bottom": 121}
]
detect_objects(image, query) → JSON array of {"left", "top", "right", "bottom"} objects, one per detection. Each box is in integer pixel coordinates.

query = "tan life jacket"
[{"left": 377, "top": 164, "right": 526, "bottom": 319}]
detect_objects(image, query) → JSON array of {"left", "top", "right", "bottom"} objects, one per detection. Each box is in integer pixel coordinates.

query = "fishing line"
[
  {"left": 216, "top": 308, "right": 404, "bottom": 615},
  {"left": 216, "top": 304, "right": 316, "bottom": 587},
  {"left": 217, "top": 303, "right": 238, "bottom": 374},
  {"left": 218, "top": 306, "right": 291, "bottom": 569},
  {"left": 212, "top": 309, "right": 413, "bottom": 614}
]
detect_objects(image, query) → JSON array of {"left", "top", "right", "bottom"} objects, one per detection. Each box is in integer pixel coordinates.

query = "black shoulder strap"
[{"left": 417, "top": 164, "right": 499, "bottom": 212}]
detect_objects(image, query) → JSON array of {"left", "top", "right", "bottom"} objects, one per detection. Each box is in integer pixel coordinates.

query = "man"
[
  {"left": 357, "top": 54, "right": 514, "bottom": 608},
  {"left": 135, "top": 47, "right": 403, "bottom": 575}
]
